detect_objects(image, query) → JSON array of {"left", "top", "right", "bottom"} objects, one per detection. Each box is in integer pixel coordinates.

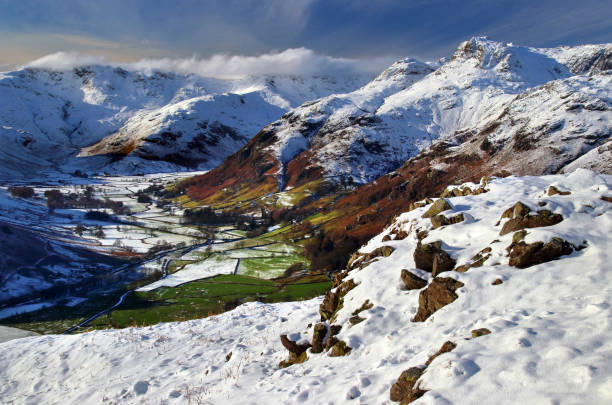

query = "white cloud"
[{"left": 22, "top": 48, "right": 394, "bottom": 79}]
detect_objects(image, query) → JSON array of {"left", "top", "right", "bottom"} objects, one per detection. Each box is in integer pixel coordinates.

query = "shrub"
[{"left": 8, "top": 186, "right": 35, "bottom": 199}]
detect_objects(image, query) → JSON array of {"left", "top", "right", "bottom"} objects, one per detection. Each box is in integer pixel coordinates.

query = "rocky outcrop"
[
  {"left": 347, "top": 246, "right": 395, "bottom": 270},
  {"left": 425, "top": 341, "right": 457, "bottom": 366},
  {"left": 413, "top": 277, "right": 464, "bottom": 322},
  {"left": 507, "top": 238, "right": 574, "bottom": 268},
  {"left": 311, "top": 323, "right": 328, "bottom": 353},
  {"left": 413, "top": 241, "right": 456, "bottom": 276},
  {"left": 319, "top": 279, "right": 358, "bottom": 321},
  {"left": 329, "top": 340, "right": 352, "bottom": 357},
  {"left": 499, "top": 202, "right": 563, "bottom": 235},
  {"left": 430, "top": 213, "right": 465, "bottom": 229}
]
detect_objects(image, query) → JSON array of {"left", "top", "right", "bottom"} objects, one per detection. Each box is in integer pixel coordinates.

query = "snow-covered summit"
[
  {"left": 0, "top": 65, "right": 372, "bottom": 180},
  {"left": 218, "top": 37, "right": 612, "bottom": 191}
]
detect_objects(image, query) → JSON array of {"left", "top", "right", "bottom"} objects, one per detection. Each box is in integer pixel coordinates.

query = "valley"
[{"left": 0, "top": 171, "right": 329, "bottom": 335}]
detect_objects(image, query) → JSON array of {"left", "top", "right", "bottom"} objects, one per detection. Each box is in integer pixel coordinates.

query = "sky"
[{"left": 0, "top": 0, "right": 611, "bottom": 75}]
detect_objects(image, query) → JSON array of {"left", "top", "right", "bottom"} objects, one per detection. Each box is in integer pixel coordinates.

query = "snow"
[
  {"left": 136, "top": 255, "right": 237, "bottom": 291},
  {"left": 261, "top": 38, "right": 611, "bottom": 186},
  {"left": 1, "top": 170, "right": 610, "bottom": 404},
  {"left": 0, "top": 66, "right": 372, "bottom": 181},
  {"left": 0, "top": 326, "right": 38, "bottom": 344}
]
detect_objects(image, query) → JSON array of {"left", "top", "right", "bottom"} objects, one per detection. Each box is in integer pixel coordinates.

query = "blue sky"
[{"left": 1, "top": 0, "right": 611, "bottom": 70}]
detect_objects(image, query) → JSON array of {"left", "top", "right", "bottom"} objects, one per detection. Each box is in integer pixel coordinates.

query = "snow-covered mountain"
[
  {"left": 183, "top": 37, "right": 611, "bottom": 204},
  {"left": 2, "top": 169, "right": 610, "bottom": 404},
  {"left": 0, "top": 66, "right": 371, "bottom": 180}
]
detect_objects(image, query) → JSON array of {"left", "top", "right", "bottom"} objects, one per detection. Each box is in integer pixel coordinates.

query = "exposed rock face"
[
  {"left": 401, "top": 269, "right": 427, "bottom": 290},
  {"left": 422, "top": 199, "right": 453, "bottom": 218},
  {"left": 413, "top": 241, "right": 456, "bottom": 276},
  {"left": 413, "top": 277, "right": 464, "bottom": 322},
  {"left": 499, "top": 205, "right": 563, "bottom": 235},
  {"left": 507, "top": 238, "right": 574, "bottom": 268},
  {"left": 389, "top": 367, "right": 426, "bottom": 404}
]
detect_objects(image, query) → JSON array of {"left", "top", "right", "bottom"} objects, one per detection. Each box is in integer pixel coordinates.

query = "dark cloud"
[{"left": 0, "top": 0, "right": 610, "bottom": 65}]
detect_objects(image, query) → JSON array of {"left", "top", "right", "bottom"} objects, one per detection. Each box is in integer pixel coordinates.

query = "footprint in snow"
[{"left": 134, "top": 380, "right": 149, "bottom": 395}]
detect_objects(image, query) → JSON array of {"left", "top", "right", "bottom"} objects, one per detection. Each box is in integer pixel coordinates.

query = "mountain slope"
[
  {"left": 0, "top": 66, "right": 371, "bottom": 180},
  {"left": 182, "top": 38, "right": 611, "bottom": 209},
  {"left": 1, "top": 170, "right": 610, "bottom": 404}
]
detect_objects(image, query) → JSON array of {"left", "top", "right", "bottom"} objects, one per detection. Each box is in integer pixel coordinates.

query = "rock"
[
  {"left": 395, "top": 229, "right": 409, "bottom": 240},
  {"left": 279, "top": 351, "right": 308, "bottom": 368},
  {"left": 349, "top": 315, "right": 365, "bottom": 325},
  {"left": 347, "top": 246, "right": 395, "bottom": 271},
  {"left": 537, "top": 201, "right": 547, "bottom": 207},
  {"left": 280, "top": 334, "right": 311, "bottom": 356},
  {"left": 311, "top": 323, "right": 327, "bottom": 353},
  {"left": 329, "top": 324, "right": 342, "bottom": 336},
  {"left": 325, "top": 336, "right": 339, "bottom": 352},
  {"left": 225, "top": 351, "right": 232, "bottom": 362},
  {"left": 382, "top": 235, "right": 392, "bottom": 242},
  {"left": 455, "top": 246, "right": 492, "bottom": 272},
  {"left": 319, "top": 279, "right": 357, "bottom": 321},
  {"left": 422, "top": 198, "right": 453, "bottom": 218},
  {"left": 500, "top": 209, "right": 563, "bottom": 236},
  {"left": 413, "top": 277, "right": 464, "bottom": 322},
  {"left": 430, "top": 213, "right": 464, "bottom": 229},
  {"left": 401, "top": 269, "right": 427, "bottom": 290},
  {"left": 425, "top": 341, "right": 457, "bottom": 366},
  {"left": 501, "top": 201, "right": 531, "bottom": 219},
  {"left": 508, "top": 238, "right": 574, "bottom": 268},
  {"left": 602, "top": 196, "right": 612, "bottom": 203},
  {"left": 413, "top": 241, "right": 456, "bottom": 274},
  {"left": 471, "top": 328, "right": 491, "bottom": 338},
  {"left": 329, "top": 340, "right": 352, "bottom": 357},
  {"left": 389, "top": 367, "right": 426, "bottom": 403},
  {"left": 433, "top": 253, "right": 456, "bottom": 277},
  {"left": 491, "top": 278, "right": 503, "bottom": 285},
  {"left": 548, "top": 186, "right": 571, "bottom": 196}
]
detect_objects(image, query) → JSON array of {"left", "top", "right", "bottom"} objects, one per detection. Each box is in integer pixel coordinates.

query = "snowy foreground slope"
[{"left": 1, "top": 169, "right": 611, "bottom": 404}]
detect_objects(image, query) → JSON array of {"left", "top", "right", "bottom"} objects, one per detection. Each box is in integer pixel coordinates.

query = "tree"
[{"left": 74, "top": 223, "right": 86, "bottom": 236}]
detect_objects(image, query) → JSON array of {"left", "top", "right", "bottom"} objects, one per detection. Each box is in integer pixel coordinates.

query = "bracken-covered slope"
[
  {"left": 1, "top": 170, "right": 610, "bottom": 404},
  {"left": 183, "top": 38, "right": 612, "bottom": 206},
  {"left": 0, "top": 66, "right": 371, "bottom": 180}
]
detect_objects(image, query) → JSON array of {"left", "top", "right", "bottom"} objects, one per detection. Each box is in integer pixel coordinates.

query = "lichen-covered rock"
[
  {"left": 413, "top": 277, "right": 464, "bottom": 322},
  {"left": 389, "top": 367, "right": 426, "bottom": 403},
  {"left": 401, "top": 269, "right": 427, "bottom": 290},
  {"left": 471, "top": 328, "right": 491, "bottom": 338},
  {"left": 430, "top": 213, "right": 464, "bottom": 229},
  {"left": 329, "top": 340, "right": 352, "bottom": 357},
  {"left": 311, "top": 323, "right": 327, "bottom": 353},
  {"left": 349, "top": 315, "right": 365, "bottom": 325},
  {"left": 279, "top": 351, "right": 308, "bottom": 368},
  {"left": 413, "top": 241, "right": 456, "bottom": 275},
  {"left": 508, "top": 238, "right": 574, "bottom": 268},
  {"left": 500, "top": 209, "right": 563, "bottom": 236},
  {"left": 422, "top": 198, "right": 453, "bottom": 218}
]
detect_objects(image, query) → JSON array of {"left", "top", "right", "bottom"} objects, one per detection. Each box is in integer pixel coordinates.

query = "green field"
[{"left": 3, "top": 274, "right": 330, "bottom": 333}]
